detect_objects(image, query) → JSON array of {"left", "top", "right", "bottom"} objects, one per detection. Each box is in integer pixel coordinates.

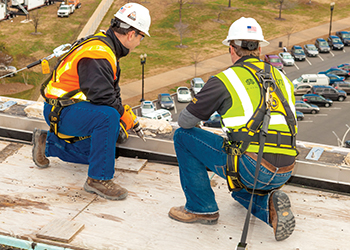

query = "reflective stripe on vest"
[
  {"left": 46, "top": 33, "right": 117, "bottom": 100},
  {"left": 216, "top": 60, "right": 297, "bottom": 156}
]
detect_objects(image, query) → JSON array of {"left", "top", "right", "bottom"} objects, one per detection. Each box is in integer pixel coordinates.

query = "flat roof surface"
[{"left": 0, "top": 140, "right": 349, "bottom": 250}]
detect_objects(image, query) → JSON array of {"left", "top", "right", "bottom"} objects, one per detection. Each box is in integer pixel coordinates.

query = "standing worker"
[
  {"left": 32, "top": 3, "right": 151, "bottom": 201},
  {"left": 168, "top": 17, "right": 298, "bottom": 242}
]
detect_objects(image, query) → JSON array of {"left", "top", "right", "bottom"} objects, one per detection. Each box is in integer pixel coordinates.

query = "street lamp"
[
  {"left": 140, "top": 53, "right": 147, "bottom": 102},
  {"left": 329, "top": 2, "right": 335, "bottom": 37}
]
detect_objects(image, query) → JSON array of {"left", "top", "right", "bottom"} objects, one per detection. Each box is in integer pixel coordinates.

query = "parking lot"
[{"left": 134, "top": 45, "right": 350, "bottom": 147}]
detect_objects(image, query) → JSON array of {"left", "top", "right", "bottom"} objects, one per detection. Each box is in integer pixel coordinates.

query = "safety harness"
[
  {"left": 40, "top": 34, "right": 117, "bottom": 144},
  {"left": 224, "top": 61, "right": 297, "bottom": 196}
]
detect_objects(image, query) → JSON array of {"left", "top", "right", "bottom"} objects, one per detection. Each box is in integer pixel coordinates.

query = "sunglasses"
[{"left": 135, "top": 31, "right": 145, "bottom": 41}]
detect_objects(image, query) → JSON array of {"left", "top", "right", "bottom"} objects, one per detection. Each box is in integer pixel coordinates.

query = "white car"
[
  {"left": 140, "top": 101, "right": 155, "bottom": 117},
  {"left": 278, "top": 52, "right": 295, "bottom": 66},
  {"left": 190, "top": 77, "right": 205, "bottom": 95},
  {"left": 177, "top": 86, "right": 192, "bottom": 102},
  {"left": 143, "top": 109, "right": 173, "bottom": 122}
]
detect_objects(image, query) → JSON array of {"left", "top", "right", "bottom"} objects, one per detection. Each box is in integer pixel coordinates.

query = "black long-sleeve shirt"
[{"left": 77, "top": 28, "right": 129, "bottom": 116}]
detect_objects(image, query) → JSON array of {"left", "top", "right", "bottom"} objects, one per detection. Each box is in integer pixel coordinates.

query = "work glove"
[{"left": 120, "top": 105, "right": 135, "bottom": 131}]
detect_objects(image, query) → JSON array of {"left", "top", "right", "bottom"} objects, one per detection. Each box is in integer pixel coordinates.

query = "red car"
[{"left": 264, "top": 54, "right": 284, "bottom": 70}]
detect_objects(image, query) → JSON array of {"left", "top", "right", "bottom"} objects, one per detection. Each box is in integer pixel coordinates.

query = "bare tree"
[
  {"left": 31, "top": 10, "right": 42, "bottom": 34},
  {"left": 228, "top": 0, "right": 231, "bottom": 8},
  {"left": 192, "top": 51, "right": 201, "bottom": 77},
  {"left": 22, "top": 73, "right": 28, "bottom": 86},
  {"left": 278, "top": 0, "right": 284, "bottom": 20},
  {"left": 175, "top": 22, "right": 189, "bottom": 48},
  {"left": 178, "top": 0, "right": 187, "bottom": 24},
  {"left": 286, "top": 25, "right": 295, "bottom": 48}
]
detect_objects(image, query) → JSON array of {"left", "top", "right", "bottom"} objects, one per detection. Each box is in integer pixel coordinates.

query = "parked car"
[
  {"left": 157, "top": 93, "right": 174, "bottom": 110},
  {"left": 337, "top": 63, "right": 350, "bottom": 72},
  {"left": 278, "top": 52, "right": 294, "bottom": 66},
  {"left": 290, "top": 45, "right": 306, "bottom": 61},
  {"left": 327, "top": 35, "right": 344, "bottom": 50},
  {"left": 331, "top": 81, "right": 350, "bottom": 94},
  {"left": 140, "top": 100, "right": 156, "bottom": 117},
  {"left": 190, "top": 77, "right": 205, "bottom": 95},
  {"left": 202, "top": 111, "right": 221, "bottom": 128},
  {"left": 296, "top": 111, "right": 304, "bottom": 121},
  {"left": 335, "top": 31, "right": 350, "bottom": 46},
  {"left": 318, "top": 68, "right": 350, "bottom": 79},
  {"left": 294, "top": 83, "right": 313, "bottom": 95},
  {"left": 177, "top": 86, "right": 192, "bottom": 102},
  {"left": 315, "top": 38, "right": 330, "bottom": 53},
  {"left": 143, "top": 109, "right": 173, "bottom": 122},
  {"left": 264, "top": 54, "right": 283, "bottom": 70},
  {"left": 295, "top": 100, "right": 320, "bottom": 114},
  {"left": 303, "top": 44, "right": 319, "bottom": 57},
  {"left": 325, "top": 74, "right": 345, "bottom": 84},
  {"left": 0, "top": 64, "right": 16, "bottom": 77},
  {"left": 310, "top": 85, "right": 347, "bottom": 102},
  {"left": 301, "top": 94, "right": 333, "bottom": 107}
]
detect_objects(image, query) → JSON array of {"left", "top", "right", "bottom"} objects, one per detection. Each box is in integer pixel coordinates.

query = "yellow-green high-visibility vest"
[{"left": 216, "top": 58, "right": 298, "bottom": 156}]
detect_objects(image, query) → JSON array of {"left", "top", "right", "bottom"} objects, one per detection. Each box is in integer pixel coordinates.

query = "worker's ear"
[{"left": 127, "top": 30, "right": 136, "bottom": 41}]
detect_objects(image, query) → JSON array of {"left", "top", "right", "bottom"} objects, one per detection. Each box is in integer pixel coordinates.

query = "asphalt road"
[{"left": 138, "top": 47, "right": 350, "bottom": 147}]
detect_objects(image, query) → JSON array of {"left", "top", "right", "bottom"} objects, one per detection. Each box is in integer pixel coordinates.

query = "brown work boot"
[
  {"left": 269, "top": 190, "right": 295, "bottom": 241},
  {"left": 83, "top": 177, "right": 128, "bottom": 200},
  {"left": 32, "top": 128, "right": 50, "bottom": 168},
  {"left": 168, "top": 206, "right": 219, "bottom": 225}
]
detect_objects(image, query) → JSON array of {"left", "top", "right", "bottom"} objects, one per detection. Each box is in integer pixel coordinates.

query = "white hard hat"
[
  {"left": 114, "top": 3, "right": 151, "bottom": 37},
  {"left": 222, "top": 17, "right": 269, "bottom": 47}
]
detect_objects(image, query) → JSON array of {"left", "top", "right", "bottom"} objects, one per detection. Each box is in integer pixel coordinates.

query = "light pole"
[
  {"left": 140, "top": 53, "right": 147, "bottom": 102},
  {"left": 329, "top": 2, "right": 335, "bottom": 37}
]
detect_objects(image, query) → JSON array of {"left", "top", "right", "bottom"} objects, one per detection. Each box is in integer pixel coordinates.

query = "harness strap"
[{"left": 41, "top": 33, "right": 116, "bottom": 143}]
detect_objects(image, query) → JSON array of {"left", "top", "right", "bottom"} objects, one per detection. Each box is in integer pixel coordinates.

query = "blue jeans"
[
  {"left": 173, "top": 127, "right": 293, "bottom": 226},
  {"left": 43, "top": 102, "right": 120, "bottom": 180}
]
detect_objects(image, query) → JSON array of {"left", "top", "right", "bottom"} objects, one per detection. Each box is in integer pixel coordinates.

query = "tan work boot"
[
  {"left": 269, "top": 190, "right": 295, "bottom": 241},
  {"left": 83, "top": 177, "right": 128, "bottom": 200},
  {"left": 168, "top": 206, "right": 219, "bottom": 225},
  {"left": 32, "top": 128, "right": 50, "bottom": 168}
]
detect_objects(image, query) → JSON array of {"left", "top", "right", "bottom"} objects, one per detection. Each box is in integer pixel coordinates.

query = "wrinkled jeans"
[
  {"left": 173, "top": 127, "right": 293, "bottom": 225},
  {"left": 43, "top": 102, "right": 120, "bottom": 180}
]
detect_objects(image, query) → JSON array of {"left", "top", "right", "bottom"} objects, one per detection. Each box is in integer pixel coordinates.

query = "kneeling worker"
[
  {"left": 169, "top": 17, "right": 298, "bottom": 241},
  {"left": 32, "top": 3, "right": 151, "bottom": 200}
]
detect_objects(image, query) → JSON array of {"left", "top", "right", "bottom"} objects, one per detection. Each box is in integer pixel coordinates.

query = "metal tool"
[{"left": 0, "top": 44, "right": 72, "bottom": 80}]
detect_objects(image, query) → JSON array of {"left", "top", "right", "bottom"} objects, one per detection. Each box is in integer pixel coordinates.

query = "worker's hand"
[
  {"left": 117, "top": 122, "right": 129, "bottom": 144},
  {"left": 120, "top": 105, "right": 134, "bottom": 131}
]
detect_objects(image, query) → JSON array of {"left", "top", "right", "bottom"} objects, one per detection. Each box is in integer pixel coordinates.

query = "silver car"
[
  {"left": 304, "top": 44, "right": 319, "bottom": 57},
  {"left": 278, "top": 52, "right": 294, "bottom": 66}
]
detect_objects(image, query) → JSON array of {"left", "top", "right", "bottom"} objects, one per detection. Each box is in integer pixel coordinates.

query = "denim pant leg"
[
  {"left": 43, "top": 102, "right": 120, "bottom": 180},
  {"left": 173, "top": 127, "right": 227, "bottom": 214},
  {"left": 231, "top": 154, "right": 293, "bottom": 226}
]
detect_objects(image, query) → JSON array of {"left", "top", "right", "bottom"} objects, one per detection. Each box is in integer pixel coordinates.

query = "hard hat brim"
[{"left": 222, "top": 39, "right": 270, "bottom": 47}]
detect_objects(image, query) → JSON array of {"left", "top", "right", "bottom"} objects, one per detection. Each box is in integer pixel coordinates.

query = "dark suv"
[
  {"left": 301, "top": 94, "right": 333, "bottom": 107},
  {"left": 310, "top": 85, "right": 347, "bottom": 101},
  {"left": 335, "top": 31, "right": 350, "bottom": 46},
  {"left": 290, "top": 45, "right": 306, "bottom": 61},
  {"left": 331, "top": 81, "right": 350, "bottom": 94},
  {"left": 315, "top": 38, "right": 330, "bottom": 53},
  {"left": 327, "top": 35, "right": 344, "bottom": 50}
]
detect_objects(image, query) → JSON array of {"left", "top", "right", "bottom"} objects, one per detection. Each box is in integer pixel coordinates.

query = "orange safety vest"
[{"left": 46, "top": 32, "right": 117, "bottom": 100}]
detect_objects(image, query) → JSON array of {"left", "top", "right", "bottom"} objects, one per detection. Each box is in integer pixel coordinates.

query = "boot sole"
[
  {"left": 83, "top": 182, "right": 128, "bottom": 200},
  {"left": 32, "top": 128, "right": 50, "bottom": 168},
  {"left": 272, "top": 191, "right": 295, "bottom": 241},
  {"left": 168, "top": 212, "right": 218, "bottom": 225}
]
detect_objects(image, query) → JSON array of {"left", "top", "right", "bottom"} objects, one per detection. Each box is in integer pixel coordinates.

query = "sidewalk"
[{"left": 121, "top": 17, "right": 350, "bottom": 102}]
